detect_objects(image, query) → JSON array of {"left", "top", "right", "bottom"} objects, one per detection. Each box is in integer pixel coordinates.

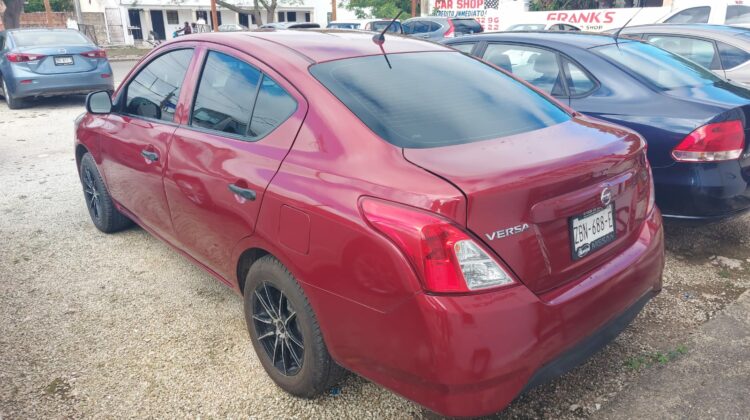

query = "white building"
[{"left": 79, "top": 0, "right": 359, "bottom": 46}]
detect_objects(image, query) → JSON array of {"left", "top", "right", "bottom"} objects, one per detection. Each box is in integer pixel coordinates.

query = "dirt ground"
[{"left": 1, "top": 75, "right": 749, "bottom": 418}]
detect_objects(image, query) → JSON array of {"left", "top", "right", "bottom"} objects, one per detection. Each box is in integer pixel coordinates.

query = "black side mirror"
[{"left": 86, "top": 90, "right": 112, "bottom": 114}]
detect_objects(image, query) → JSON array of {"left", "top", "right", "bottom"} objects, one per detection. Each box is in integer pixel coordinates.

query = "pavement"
[{"left": 596, "top": 290, "right": 750, "bottom": 420}]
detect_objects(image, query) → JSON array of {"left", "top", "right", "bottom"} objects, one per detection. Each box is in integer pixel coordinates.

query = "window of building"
[
  {"left": 278, "top": 12, "right": 285, "bottom": 22},
  {"left": 286, "top": 12, "right": 297, "bottom": 22},
  {"left": 305, "top": 12, "right": 311, "bottom": 23},
  {"left": 166, "top": 10, "right": 179, "bottom": 25}
]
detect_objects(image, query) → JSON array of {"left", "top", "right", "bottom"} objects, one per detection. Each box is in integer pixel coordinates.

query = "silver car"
[
  {"left": 0, "top": 28, "right": 114, "bottom": 109},
  {"left": 613, "top": 24, "right": 750, "bottom": 86}
]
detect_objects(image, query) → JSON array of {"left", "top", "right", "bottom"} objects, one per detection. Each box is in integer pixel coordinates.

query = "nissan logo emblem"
[{"left": 601, "top": 187, "right": 613, "bottom": 207}]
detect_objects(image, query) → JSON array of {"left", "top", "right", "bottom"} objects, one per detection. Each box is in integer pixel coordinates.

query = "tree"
[
  {"left": 342, "top": 0, "right": 412, "bottom": 19},
  {"left": 216, "top": 0, "right": 303, "bottom": 25},
  {"left": 528, "top": 0, "right": 598, "bottom": 11},
  {"left": 1, "top": 0, "right": 24, "bottom": 29}
]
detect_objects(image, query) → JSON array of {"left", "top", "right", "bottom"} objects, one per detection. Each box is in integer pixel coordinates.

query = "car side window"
[
  {"left": 191, "top": 51, "right": 261, "bottom": 136},
  {"left": 482, "top": 43, "right": 565, "bottom": 96},
  {"left": 647, "top": 35, "right": 720, "bottom": 70},
  {"left": 450, "top": 43, "right": 476, "bottom": 54},
  {"left": 717, "top": 41, "right": 750, "bottom": 70},
  {"left": 247, "top": 76, "right": 297, "bottom": 139},
  {"left": 428, "top": 22, "right": 442, "bottom": 32},
  {"left": 563, "top": 59, "right": 596, "bottom": 96},
  {"left": 124, "top": 49, "right": 193, "bottom": 122},
  {"left": 664, "top": 6, "right": 710, "bottom": 24},
  {"left": 726, "top": 5, "right": 750, "bottom": 25}
]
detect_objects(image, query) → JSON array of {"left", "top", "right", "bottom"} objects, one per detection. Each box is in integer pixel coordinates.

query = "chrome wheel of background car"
[
  {"left": 82, "top": 167, "right": 102, "bottom": 221},
  {"left": 252, "top": 282, "right": 304, "bottom": 376}
]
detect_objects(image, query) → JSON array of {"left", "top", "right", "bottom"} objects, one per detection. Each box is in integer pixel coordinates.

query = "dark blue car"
[{"left": 444, "top": 32, "right": 750, "bottom": 222}]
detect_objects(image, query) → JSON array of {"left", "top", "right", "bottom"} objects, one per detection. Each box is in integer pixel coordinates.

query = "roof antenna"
[
  {"left": 613, "top": 3, "right": 644, "bottom": 46},
  {"left": 371, "top": 11, "right": 403, "bottom": 69}
]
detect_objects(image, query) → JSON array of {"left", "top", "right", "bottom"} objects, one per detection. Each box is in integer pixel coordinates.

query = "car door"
[
  {"left": 98, "top": 47, "right": 196, "bottom": 244},
  {"left": 164, "top": 45, "right": 306, "bottom": 279}
]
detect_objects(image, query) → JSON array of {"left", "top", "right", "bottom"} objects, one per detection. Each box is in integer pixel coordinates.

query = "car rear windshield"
[
  {"left": 452, "top": 18, "right": 483, "bottom": 34},
  {"left": 12, "top": 30, "right": 90, "bottom": 47},
  {"left": 593, "top": 41, "right": 721, "bottom": 90},
  {"left": 309, "top": 52, "right": 570, "bottom": 148}
]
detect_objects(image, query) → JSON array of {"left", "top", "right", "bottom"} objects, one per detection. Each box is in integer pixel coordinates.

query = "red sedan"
[{"left": 74, "top": 30, "right": 664, "bottom": 417}]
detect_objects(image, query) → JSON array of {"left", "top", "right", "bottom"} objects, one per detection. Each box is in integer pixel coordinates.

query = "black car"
[{"left": 445, "top": 32, "right": 750, "bottom": 221}]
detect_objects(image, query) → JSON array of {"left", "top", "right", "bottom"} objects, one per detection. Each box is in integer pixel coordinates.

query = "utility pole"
[
  {"left": 331, "top": 0, "right": 336, "bottom": 21},
  {"left": 211, "top": 0, "right": 219, "bottom": 32},
  {"left": 73, "top": 0, "right": 83, "bottom": 25},
  {"left": 412, "top": 0, "right": 416, "bottom": 17}
]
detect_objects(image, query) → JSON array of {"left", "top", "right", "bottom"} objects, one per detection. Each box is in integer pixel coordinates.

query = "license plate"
[
  {"left": 54, "top": 56, "right": 74, "bottom": 66},
  {"left": 569, "top": 204, "right": 616, "bottom": 260}
]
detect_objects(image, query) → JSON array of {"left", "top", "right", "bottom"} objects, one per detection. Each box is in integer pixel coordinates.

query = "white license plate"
[
  {"left": 570, "top": 204, "right": 616, "bottom": 260},
  {"left": 54, "top": 56, "right": 74, "bottom": 65}
]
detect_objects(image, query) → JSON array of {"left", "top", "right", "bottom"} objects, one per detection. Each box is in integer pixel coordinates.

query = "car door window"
[
  {"left": 191, "top": 51, "right": 261, "bottom": 137},
  {"left": 563, "top": 59, "right": 596, "bottom": 96},
  {"left": 717, "top": 41, "right": 750, "bottom": 69},
  {"left": 483, "top": 44, "right": 565, "bottom": 96},
  {"left": 450, "top": 43, "right": 476, "bottom": 54},
  {"left": 726, "top": 5, "right": 750, "bottom": 25},
  {"left": 664, "top": 6, "right": 710, "bottom": 24},
  {"left": 247, "top": 76, "right": 297, "bottom": 139},
  {"left": 647, "top": 35, "right": 720, "bottom": 70},
  {"left": 428, "top": 22, "right": 442, "bottom": 33},
  {"left": 124, "top": 49, "right": 193, "bottom": 122}
]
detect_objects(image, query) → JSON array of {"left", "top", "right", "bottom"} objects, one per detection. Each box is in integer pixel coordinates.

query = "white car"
[{"left": 661, "top": 1, "right": 750, "bottom": 27}]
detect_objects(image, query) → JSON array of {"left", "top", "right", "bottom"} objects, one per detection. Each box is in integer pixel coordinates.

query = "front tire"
[
  {"left": 1, "top": 76, "right": 24, "bottom": 110},
  {"left": 79, "top": 153, "right": 132, "bottom": 233},
  {"left": 244, "top": 255, "right": 346, "bottom": 397}
]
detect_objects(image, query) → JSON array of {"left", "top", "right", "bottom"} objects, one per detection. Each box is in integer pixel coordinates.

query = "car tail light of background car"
[
  {"left": 80, "top": 50, "right": 107, "bottom": 59},
  {"left": 361, "top": 198, "right": 515, "bottom": 293},
  {"left": 6, "top": 52, "right": 45, "bottom": 63},
  {"left": 672, "top": 120, "right": 745, "bottom": 162},
  {"left": 444, "top": 20, "right": 455, "bottom": 38}
]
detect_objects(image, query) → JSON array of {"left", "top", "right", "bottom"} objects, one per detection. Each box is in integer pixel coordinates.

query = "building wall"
[{"left": 0, "top": 12, "right": 71, "bottom": 31}]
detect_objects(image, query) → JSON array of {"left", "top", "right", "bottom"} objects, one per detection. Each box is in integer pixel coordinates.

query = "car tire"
[
  {"left": 79, "top": 153, "right": 132, "bottom": 233},
  {"left": 244, "top": 255, "right": 346, "bottom": 397},
  {"left": 1, "top": 76, "right": 24, "bottom": 110}
]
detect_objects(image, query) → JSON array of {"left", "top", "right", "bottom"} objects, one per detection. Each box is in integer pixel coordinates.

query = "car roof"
[
  {"left": 617, "top": 24, "right": 750, "bottom": 41},
  {"left": 183, "top": 29, "right": 448, "bottom": 63},
  {"left": 448, "top": 31, "right": 620, "bottom": 49}
]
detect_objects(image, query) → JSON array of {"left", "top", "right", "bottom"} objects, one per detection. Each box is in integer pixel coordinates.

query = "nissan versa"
[{"left": 74, "top": 31, "right": 664, "bottom": 417}]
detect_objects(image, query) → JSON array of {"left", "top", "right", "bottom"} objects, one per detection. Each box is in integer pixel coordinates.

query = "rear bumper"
[
  {"left": 5, "top": 61, "right": 114, "bottom": 99},
  {"left": 324, "top": 209, "right": 664, "bottom": 417},
  {"left": 653, "top": 158, "right": 750, "bottom": 221}
]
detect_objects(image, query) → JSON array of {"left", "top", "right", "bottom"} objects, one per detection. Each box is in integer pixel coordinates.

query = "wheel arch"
[
  {"left": 75, "top": 144, "right": 90, "bottom": 174},
  {"left": 236, "top": 247, "right": 271, "bottom": 294}
]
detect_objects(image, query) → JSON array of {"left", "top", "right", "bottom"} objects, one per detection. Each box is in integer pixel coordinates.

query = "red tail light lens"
[
  {"left": 361, "top": 198, "right": 515, "bottom": 293},
  {"left": 444, "top": 20, "right": 455, "bottom": 38},
  {"left": 672, "top": 120, "right": 745, "bottom": 162},
  {"left": 6, "top": 52, "right": 46, "bottom": 63},
  {"left": 81, "top": 50, "right": 107, "bottom": 59}
]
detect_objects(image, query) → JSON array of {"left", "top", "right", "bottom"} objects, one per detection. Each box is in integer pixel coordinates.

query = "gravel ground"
[{"left": 1, "top": 65, "right": 749, "bottom": 419}]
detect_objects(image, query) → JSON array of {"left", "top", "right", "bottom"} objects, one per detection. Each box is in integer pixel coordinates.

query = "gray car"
[
  {"left": 613, "top": 24, "right": 750, "bottom": 86},
  {"left": 0, "top": 28, "right": 114, "bottom": 109},
  {"left": 403, "top": 17, "right": 482, "bottom": 41}
]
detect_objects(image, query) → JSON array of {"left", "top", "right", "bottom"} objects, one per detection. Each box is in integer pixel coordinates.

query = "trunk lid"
[
  {"left": 404, "top": 118, "right": 651, "bottom": 295},
  {"left": 12, "top": 46, "right": 100, "bottom": 74}
]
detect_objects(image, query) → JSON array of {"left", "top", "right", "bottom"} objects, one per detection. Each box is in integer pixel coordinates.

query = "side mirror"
[{"left": 86, "top": 90, "right": 112, "bottom": 114}]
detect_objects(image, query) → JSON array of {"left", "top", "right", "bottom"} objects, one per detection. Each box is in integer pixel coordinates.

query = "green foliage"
[
  {"left": 342, "top": 0, "right": 413, "bottom": 20},
  {"left": 24, "top": 0, "right": 74, "bottom": 13},
  {"left": 625, "top": 345, "right": 688, "bottom": 370},
  {"left": 529, "top": 0, "right": 599, "bottom": 11}
]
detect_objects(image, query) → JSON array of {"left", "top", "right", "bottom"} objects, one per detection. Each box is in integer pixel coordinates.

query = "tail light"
[
  {"left": 672, "top": 120, "right": 745, "bottom": 162},
  {"left": 81, "top": 50, "right": 107, "bottom": 59},
  {"left": 6, "top": 52, "right": 45, "bottom": 63},
  {"left": 361, "top": 198, "right": 515, "bottom": 293},
  {"left": 444, "top": 20, "right": 455, "bottom": 38}
]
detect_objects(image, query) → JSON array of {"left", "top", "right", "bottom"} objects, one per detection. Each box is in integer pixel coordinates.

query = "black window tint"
[
  {"left": 726, "top": 5, "right": 750, "bottom": 24},
  {"left": 125, "top": 49, "right": 193, "bottom": 122},
  {"left": 452, "top": 19, "right": 482, "bottom": 34},
  {"left": 191, "top": 51, "right": 261, "bottom": 136},
  {"left": 563, "top": 59, "right": 596, "bottom": 96},
  {"left": 450, "top": 43, "right": 475, "bottom": 54},
  {"left": 717, "top": 41, "right": 750, "bottom": 69},
  {"left": 310, "top": 52, "right": 570, "bottom": 148},
  {"left": 248, "top": 76, "right": 297, "bottom": 139},
  {"left": 664, "top": 6, "right": 710, "bottom": 24}
]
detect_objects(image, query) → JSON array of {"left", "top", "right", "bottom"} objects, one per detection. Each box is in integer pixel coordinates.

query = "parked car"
[
  {"left": 326, "top": 19, "right": 403, "bottom": 33},
  {"left": 75, "top": 30, "right": 663, "bottom": 417},
  {"left": 445, "top": 32, "right": 750, "bottom": 221},
  {"left": 403, "top": 17, "right": 483, "bottom": 40},
  {"left": 326, "top": 21, "right": 361, "bottom": 29},
  {"left": 0, "top": 28, "right": 113, "bottom": 109},
  {"left": 661, "top": 1, "right": 750, "bottom": 27},
  {"left": 507, "top": 23, "right": 581, "bottom": 31},
  {"left": 218, "top": 23, "right": 249, "bottom": 32},
  {"left": 609, "top": 24, "right": 750, "bottom": 86},
  {"left": 260, "top": 22, "right": 321, "bottom": 29}
]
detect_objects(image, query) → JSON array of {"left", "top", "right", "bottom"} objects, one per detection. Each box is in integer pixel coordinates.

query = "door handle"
[
  {"left": 228, "top": 183, "right": 256, "bottom": 201},
  {"left": 141, "top": 150, "right": 159, "bottom": 162}
]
